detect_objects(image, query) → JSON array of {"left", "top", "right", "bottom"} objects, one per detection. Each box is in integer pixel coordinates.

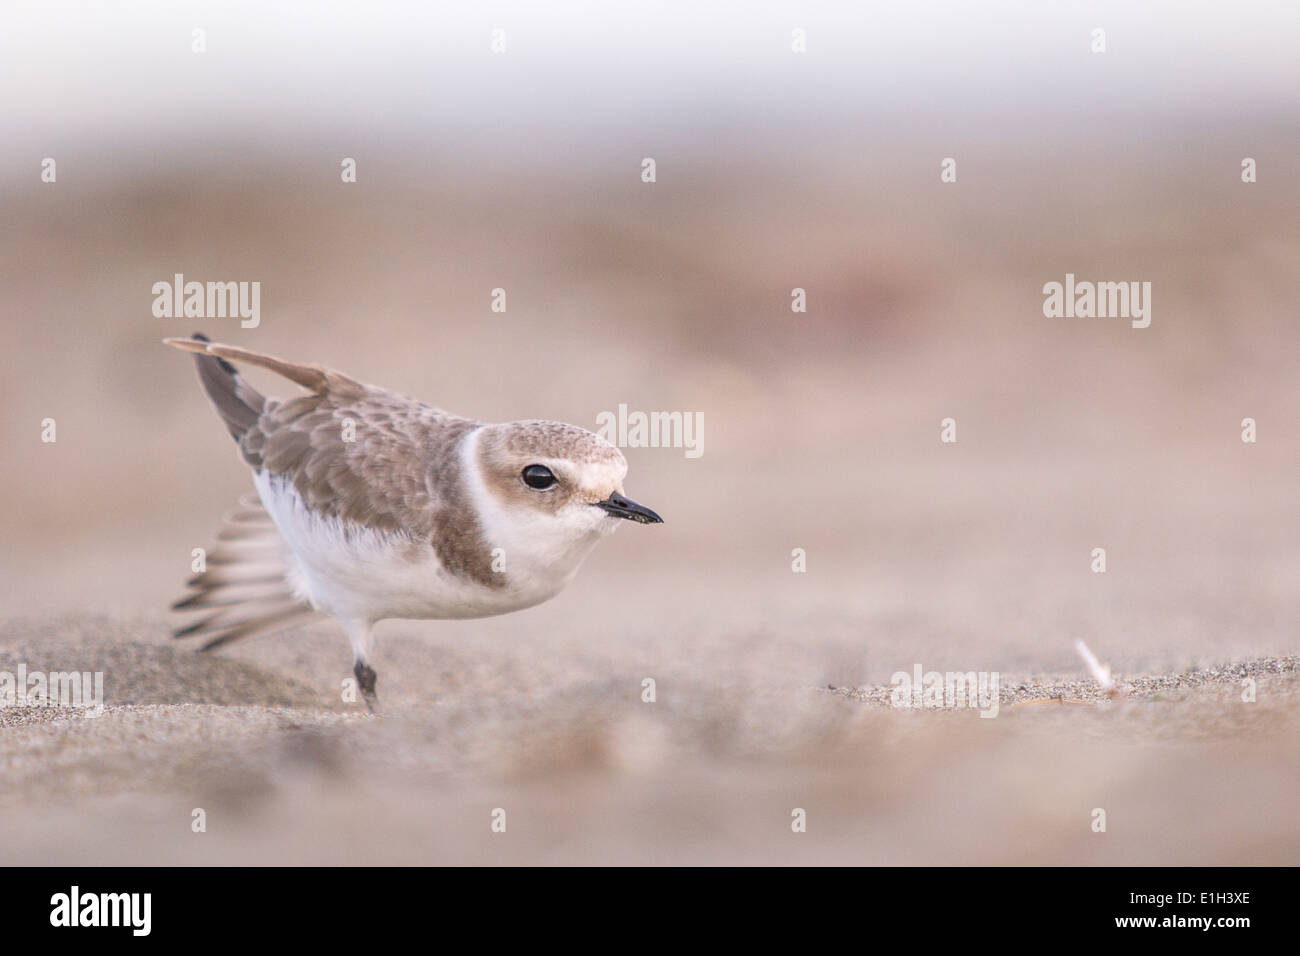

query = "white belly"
[{"left": 252, "top": 471, "right": 567, "bottom": 624}]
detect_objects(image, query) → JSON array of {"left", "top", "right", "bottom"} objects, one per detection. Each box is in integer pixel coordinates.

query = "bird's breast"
[{"left": 252, "top": 470, "right": 585, "bottom": 623}]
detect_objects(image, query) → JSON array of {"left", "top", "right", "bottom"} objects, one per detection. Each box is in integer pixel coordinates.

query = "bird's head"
[{"left": 473, "top": 420, "right": 662, "bottom": 552}]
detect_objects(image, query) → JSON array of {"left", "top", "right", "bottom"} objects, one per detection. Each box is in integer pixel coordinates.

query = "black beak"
[{"left": 594, "top": 491, "right": 663, "bottom": 524}]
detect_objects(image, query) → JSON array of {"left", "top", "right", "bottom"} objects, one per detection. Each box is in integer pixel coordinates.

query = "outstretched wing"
[
  {"left": 172, "top": 493, "right": 320, "bottom": 650},
  {"left": 167, "top": 334, "right": 478, "bottom": 538}
]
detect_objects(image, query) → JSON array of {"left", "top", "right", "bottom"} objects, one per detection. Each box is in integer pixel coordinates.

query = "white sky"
[{"left": 1, "top": 1, "right": 1297, "bottom": 165}]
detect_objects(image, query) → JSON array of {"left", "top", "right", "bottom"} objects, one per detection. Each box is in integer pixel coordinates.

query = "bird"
[{"left": 164, "top": 333, "right": 662, "bottom": 710}]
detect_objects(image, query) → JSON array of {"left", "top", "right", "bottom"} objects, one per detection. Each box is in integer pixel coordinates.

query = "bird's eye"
[{"left": 521, "top": 464, "right": 558, "bottom": 490}]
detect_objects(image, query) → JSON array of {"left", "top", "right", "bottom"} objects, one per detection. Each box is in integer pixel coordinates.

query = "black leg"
[{"left": 354, "top": 659, "right": 378, "bottom": 713}]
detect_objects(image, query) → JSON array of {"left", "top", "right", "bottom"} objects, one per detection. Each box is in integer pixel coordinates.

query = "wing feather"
[{"left": 171, "top": 494, "right": 320, "bottom": 650}]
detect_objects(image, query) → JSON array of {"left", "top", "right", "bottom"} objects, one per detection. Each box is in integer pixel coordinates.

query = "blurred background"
[{"left": 1, "top": 1, "right": 1298, "bottom": 864}]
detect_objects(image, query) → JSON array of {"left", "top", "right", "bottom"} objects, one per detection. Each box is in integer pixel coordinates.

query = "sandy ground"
[{"left": 1, "top": 612, "right": 1297, "bottom": 865}]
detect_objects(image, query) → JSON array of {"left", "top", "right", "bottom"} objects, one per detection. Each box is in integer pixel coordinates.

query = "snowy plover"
[{"left": 165, "top": 334, "right": 662, "bottom": 708}]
